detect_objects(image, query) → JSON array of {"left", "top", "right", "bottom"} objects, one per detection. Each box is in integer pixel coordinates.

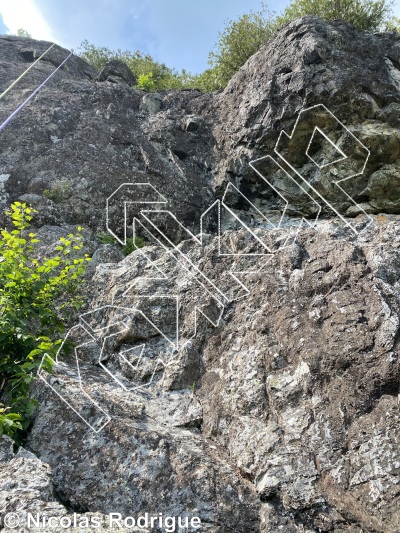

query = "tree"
[
  {"left": 207, "top": 3, "right": 277, "bottom": 89},
  {"left": 189, "top": 68, "right": 225, "bottom": 92},
  {"left": 205, "top": 0, "right": 397, "bottom": 90},
  {"left": 78, "top": 0, "right": 398, "bottom": 93},
  {"left": 16, "top": 28, "right": 32, "bottom": 38},
  {"left": 385, "top": 15, "right": 400, "bottom": 31},
  {"left": 277, "top": 0, "right": 395, "bottom": 31}
]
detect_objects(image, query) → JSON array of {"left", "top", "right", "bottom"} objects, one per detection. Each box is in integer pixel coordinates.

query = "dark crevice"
[
  {"left": 20, "top": 50, "right": 35, "bottom": 62},
  {"left": 173, "top": 149, "right": 188, "bottom": 160},
  {"left": 386, "top": 55, "right": 400, "bottom": 71},
  {"left": 52, "top": 487, "right": 90, "bottom": 514}
]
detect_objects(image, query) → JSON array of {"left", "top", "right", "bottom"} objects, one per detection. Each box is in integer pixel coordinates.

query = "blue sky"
[
  {"left": 0, "top": 0, "right": 289, "bottom": 72},
  {"left": 0, "top": 0, "right": 399, "bottom": 73}
]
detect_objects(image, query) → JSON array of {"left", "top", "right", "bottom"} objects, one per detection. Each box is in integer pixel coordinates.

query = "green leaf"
[{"left": 0, "top": 202, "right": 88, "bottom": 443}]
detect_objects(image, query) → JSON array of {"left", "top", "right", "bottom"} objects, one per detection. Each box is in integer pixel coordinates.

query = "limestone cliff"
[{"left": 0, "top": 16, "right": 400, "bottom": 533}]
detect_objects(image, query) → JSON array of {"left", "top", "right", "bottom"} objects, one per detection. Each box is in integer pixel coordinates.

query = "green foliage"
[
  {"left": 16, "top": 28, "right": 32, "bottom": 38},
  {"left": 78, "top": 40, "right": 198, "bottom": 92},
  {"left": 0, "top": 404, "right": 22, "bottom": 438},
  {"left": 96, "top": 232, "right": 116, "bottom": 245},
  {"left": 137, "top": 72, "right": 155, "bottom": 92},
  {"left": 78, "top": 0, "right": 398, "bottom": 94},
  {"left": 207, "top": 3, "right": 277, "bottom": 89},
  {"left": 78, "top": 21, "right": 277, "bottom": 92},
  {"left": 207, "top": 0, "right": 396, "bottom": 89},
  {"left": 122, "top": 236, "right": 146, "bottom": 256},
  {"left": 43, "top": 183, "right": 71, "bottom": 203},
  {"left": 0, "top": 203, "right": 90, "bottom": 443},
  {"left": 277, "top": 0, "right": 395, "bottom": 31},
  {"left": 96, "top": 232, "right": 146, "bottom": 255},
  {"left": 186, "top": 68, "right": 225, "bottom": 92},
  {"left": 385, "top": 15, "right": 400, "bottom": 31}
]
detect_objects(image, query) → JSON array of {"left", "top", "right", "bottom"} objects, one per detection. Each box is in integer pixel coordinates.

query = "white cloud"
[{"left": 0, "top": 0, "right": 58, "bottom": 42}]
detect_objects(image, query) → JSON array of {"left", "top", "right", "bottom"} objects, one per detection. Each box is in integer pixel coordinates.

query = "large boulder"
[
  {"left": 210, "top": 16, "right": 400, "bottom": 218},
  {"left": 97, "top": 59, "right": 137, "bottom": 86},
  {"left": 26, "top": 218, "right": 400, "bottom": 532}
]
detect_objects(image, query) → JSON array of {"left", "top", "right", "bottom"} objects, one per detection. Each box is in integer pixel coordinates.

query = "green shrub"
[
  {"left": 96, "top": 232, "right": 146, "bottom": 255},
  {"left": 385, "top": 15, "right": 400, "bottom": 31},
  {"left": 77, "top": 40, "right": 211, "bottom": 92},
  {"left": 96, "top": 232, "right": 117, "bottom": 244},
  {"left": 207, "top": 3, "right": 277, "bottom": 89},
  {"left": 78, "top": 40, "right": 190, "bottom": 91},
  {"left": 0, "top": 203, "right": 90, "bottom": 443},
  {"left": 16, "top": 28, "right": 32, "bottom": 38},
  {"left": 43, "top": 183, "right": 71, "bottom": 203},
  {"left": 136, "top": 72, "right": 155, "bottom": 92},
  {"left": 122, "top": 236, "right": 146, "bottom": 256},
  {"left": 0, "top": 404, "right": 22, "bottom": 439},
  {"left": 277, "top": 0, "right": 395, "bottom": 31}
]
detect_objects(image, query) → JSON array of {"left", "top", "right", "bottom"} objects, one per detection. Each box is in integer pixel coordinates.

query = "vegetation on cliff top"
[{"left": 78, "top": 0, "right": 399, "bottom": 92}]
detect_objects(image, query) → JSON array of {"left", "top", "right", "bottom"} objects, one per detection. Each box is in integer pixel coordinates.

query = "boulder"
[
  {"left": 210, "top": 16, "right": 400, "bottom": 217},
  {"left": 97, "top": 59, "right": 137, "bottom": 86},
  {"left": 25, "top": 219, "right": 400, "bottom": 532}
]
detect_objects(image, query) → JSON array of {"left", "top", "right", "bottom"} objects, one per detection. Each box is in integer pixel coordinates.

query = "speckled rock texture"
[
  {"left": 209, "top": 16, "right": 400, "bottom": 219},
  {"left": 0, "top": 436, "right": 150, "bottom": 532},
  {"left": 14, "top": 217, "right": 397, "bottom": 533},
  {"left": 0, "top": 36, "right": 214, "bottom": 233},
  {"left": 1, "top": 16, "right": 400, "bottom": 230},
  {"left": 0, "top": 15, "right": 400, "bottom": 533}
]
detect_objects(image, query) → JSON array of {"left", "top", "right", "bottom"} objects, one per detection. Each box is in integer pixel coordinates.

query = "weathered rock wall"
[
  {"left": 1, "top": 17, "right": 400, "bottom": 231},
  {"left": 0, "top": 35, "right": 215, "bottom": 233},
  {"left": 210, "top": 16, "right": 400, "bottom": 217},
  {"left": 0, "top": 16, "right": 400, "bottom": 533}
]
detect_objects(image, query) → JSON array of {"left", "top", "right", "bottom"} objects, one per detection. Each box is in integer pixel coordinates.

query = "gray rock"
[
  {"left": 210, "top": 16, "right": 400, "bottom": 218},
  {"left": 183, "top": 115, "right": 201, "bottom": 132},
  {"left": 140, "top": 92, "right": 163, "bottom": 113},
  {"left": 0, "top": 435, "right": 14, "bottom": 462},
  {"left": 97, "top": 59, "right": 137, "bottom": 86},
  {"left": 0, "top": 41, "right": 214, "bottom": 236},
  {"left": 15, "top": 447, "right": 39, "bottom": 460},
  {"left": 3, "top": 17, "right": 400, "bottom": 235},
  {"left": 21, "top": 217, "right": 400, "bottom": 532},
  {"left": 89, "top": 243, "right": 125, "bottom": 268},
  {"left": 0, "top": 455, "right": 149, "bottom": 532},
  {"left": 0, "top": 35, "right": 97, "bottom": 80},
  {"left": 2, "top": 16, "right": 400, "bottom": 533},
  {"left": 359, "top": 163, "right": 400, "bottom": 213}
]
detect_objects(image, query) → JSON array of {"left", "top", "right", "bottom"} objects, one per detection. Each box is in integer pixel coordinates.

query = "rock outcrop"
[
  {"left": 0, "top": 35, "right": 215, "bottom": 234},
  {"left": 11, "top": 219, "right": 396, "bottom": 533},
  {"left": 1, "top": 16, "right": 400, "bottom": 533},
  {"left": 97, "top": 59, "right": 138, "bottom": 86}
]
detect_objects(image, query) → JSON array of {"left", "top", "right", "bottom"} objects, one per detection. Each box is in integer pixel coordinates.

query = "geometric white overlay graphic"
[{"left": 37, "top": 103, "right": 374, "bottom": 432}]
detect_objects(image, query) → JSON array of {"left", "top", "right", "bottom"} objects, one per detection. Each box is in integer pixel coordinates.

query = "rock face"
[
  {"left": 1, "top": 16, "right": 400, "bottom": 533},
  {"left": 0, "top": 436, "right": 149, "bottom": 532},
  {"left": 21, "top": 219, "right": 400, "bottom": 533},
  {"left": 97, "top": 59, "right": 137, "bottom": 86},
  {"left": 1, "top": 18, "right": 400, "bottom": 232},
  {"left": 0, "top": 36, "right": 214, "bottom": 234},
  {"left": 210, "top": 16, "right": 400, "bottom": 218}
]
